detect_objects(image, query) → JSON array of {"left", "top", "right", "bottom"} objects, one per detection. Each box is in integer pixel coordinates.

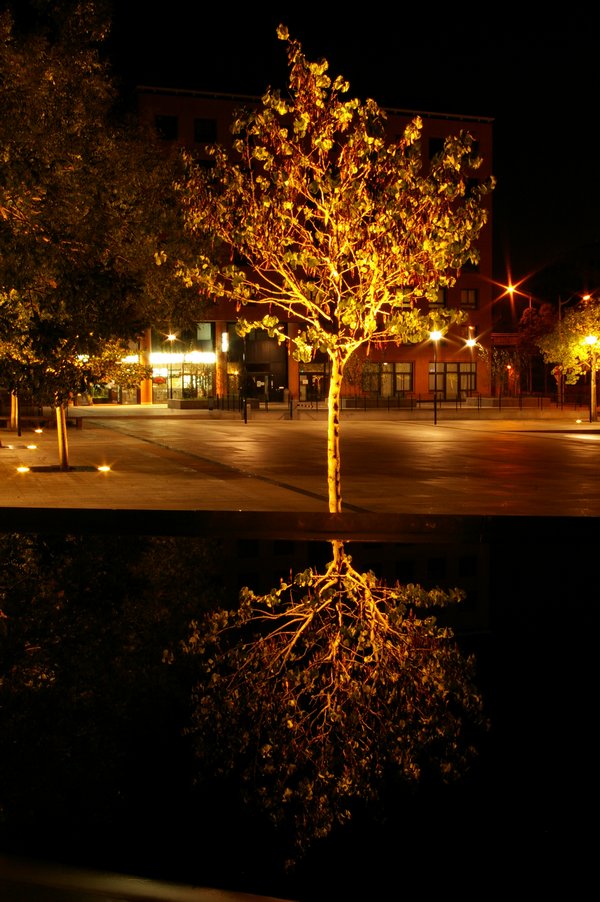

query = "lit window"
[
  {"left": 395, "top": 362, "right": 413, "bottom": 393},
  {"left": 430, "top": 288, "right": 447, "bottom": 307}
]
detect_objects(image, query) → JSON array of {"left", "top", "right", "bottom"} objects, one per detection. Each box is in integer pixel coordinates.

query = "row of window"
[
  {"left": 155, "top": 114, "right": 217, "bottom": 143},
  {"left": 156, "top": 116, "right": 480, "bottom": 166},
  {"left": 357, "top": 361, "right": 476, "bottom": 397},
  {"left": 432, "top": 287, "right": 479, "bottom": 307}
]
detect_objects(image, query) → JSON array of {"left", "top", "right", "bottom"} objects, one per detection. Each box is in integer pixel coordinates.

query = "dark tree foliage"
[
  {"left": 0, "top": 532, "right": 227, "bottom": 867},
  {"left": 0, "top": 1, "right": 203, "bottom": 411}
]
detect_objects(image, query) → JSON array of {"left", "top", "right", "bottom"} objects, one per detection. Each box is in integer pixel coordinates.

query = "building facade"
[{"left": 135, "top": 87, "right": 494, "bottom": 407}]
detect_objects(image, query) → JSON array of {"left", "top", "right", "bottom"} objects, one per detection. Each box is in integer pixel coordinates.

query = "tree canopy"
[
  {"left": 0, "top": 1, "right": 198, "bottom": 411},
  {"left": 537, "top": 297, "right": 600, "bottom": 384}
]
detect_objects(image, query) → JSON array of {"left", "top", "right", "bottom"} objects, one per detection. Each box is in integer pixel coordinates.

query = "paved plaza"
[{"left": 1, "top": 403, "right": 600, "bottom": 523}]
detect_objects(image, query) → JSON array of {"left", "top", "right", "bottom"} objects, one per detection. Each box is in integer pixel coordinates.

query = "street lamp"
[
  {"left": 584, "top": 334, "right": 598, "bottom": 422},
  {"left": 430, "top": 329, "right": 443, "bottom": 425},
  {"left": 167, "top": 332, "right": 176, "bottom": 399},
  {"left": 506, "top": 282, "right": 532, "bottom": 322},
  {"left": 506, "top": 282, "right": 536, "bottom": 392}
]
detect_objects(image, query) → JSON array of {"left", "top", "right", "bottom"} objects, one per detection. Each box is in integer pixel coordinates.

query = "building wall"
[{"left": 137, "top": 88, "right": 494, "bottom": 403}]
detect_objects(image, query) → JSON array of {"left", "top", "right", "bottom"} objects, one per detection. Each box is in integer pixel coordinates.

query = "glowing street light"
[
  {"left": 430, "top": 329, "right": 443, "bottom": 425},
  {"left": 584, "top": 334, "right": 598, "bottom": 422}
]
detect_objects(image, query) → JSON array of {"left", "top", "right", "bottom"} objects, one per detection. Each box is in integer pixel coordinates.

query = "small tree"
[
  {"left": 515, "top": 303, "right": 556, "bottom": 393},
  {"left": 177, "top": 26, "right": 494, "bottom": 859},
  {"left": 537, "top": 298, "right": 600, "bottom": 404},
  {"left": 181, "top": 25, "right": 493, "bottom": 520}
]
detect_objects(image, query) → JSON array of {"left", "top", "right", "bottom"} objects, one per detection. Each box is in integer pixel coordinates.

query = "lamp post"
[
  {"left": 465, "top": 327, "right": 477, "bottom": 400},
  {"left": 430, "top": 329, "right": 443, "bottom": 425},
  {"left": 507, "top": 283, "right": 535, "bottom": 391},
  {"left": 166, "top": 332, "right": 177, "bottom": 400},
  {"left": 584, "top": 334, "right": 598, "bottom": 422}
]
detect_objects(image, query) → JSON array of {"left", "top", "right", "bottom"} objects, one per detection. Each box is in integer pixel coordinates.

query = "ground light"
[
  {"left": 97, "top": 465, "right": 111, "bottom": 472},
  {"left": 16, "top": 466, "right": 30, "bottom": 473}
]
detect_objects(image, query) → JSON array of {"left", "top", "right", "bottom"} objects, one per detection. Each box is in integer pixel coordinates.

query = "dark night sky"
[{"left": 107, "top": 5, "right": 600, "bottom": 293}]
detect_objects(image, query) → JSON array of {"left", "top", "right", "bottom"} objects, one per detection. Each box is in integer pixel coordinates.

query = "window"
[
  {"left": 460, "top": 288, "right": 478, "bottom": 309},
  {"left": 430, "top": 288, "right": 447, "bottom": 307},
  {"left": 429, "top": 362, "right": 476, "bottom": 397},
  {"left": 458, "top": 362, "right": 477, "bottom": 394},
  {"left": 428, "top": 362, "right": 444, "bottom": 394},
  {"left": 361, "top": 361, "right": 414, "bottom": 396},
  {"left": 428, "top": 137, "right": 444, "bottom": 159},
  {"left": 196, "top": 323, "right": 212, "bottom": 342},
  {"left": 394, "top": 362, "right": 413, "bottom": 393},
  {"left": 361, "top": 361, "right": 380, "bottom": 394},
  {"left": 154, "top": 114, "right": 178, "bottom": 141},
  {"left": 194, "top": 118, "right": 217, "bottom": 143}
]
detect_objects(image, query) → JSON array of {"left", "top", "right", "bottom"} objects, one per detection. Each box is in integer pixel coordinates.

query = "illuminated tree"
[
  {"left": 537, "top": 297, "right": 600, "bottom": 387},
  {"left": 0, "top": 2, "right": 197, "bottom": 468},
  {"left": 181, "top": 25, "right": 493, "bottom": 518},
  {"left": 177, "top": 26, "right": 494, "bottom": 858}
]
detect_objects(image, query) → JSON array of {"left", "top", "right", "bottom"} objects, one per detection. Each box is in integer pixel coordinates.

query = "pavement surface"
[{"left": 1, "top": 402, "right": 600, "bottom": 522}]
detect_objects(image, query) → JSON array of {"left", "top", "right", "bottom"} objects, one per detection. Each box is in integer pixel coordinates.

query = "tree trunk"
[
  {"left": 326, "top": 356, "right": 344, "bottom": 514},
  {"left": 55, "top": 404, "right": 70, "bottom": 471},
  {"left": 10, "top": 392, "right": 19, "bottom": 432},
  {"left": 326, "top": 356, "right": 345, "bottom": 566}
]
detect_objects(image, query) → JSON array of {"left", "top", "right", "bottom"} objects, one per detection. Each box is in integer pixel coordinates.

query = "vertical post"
[
  {"left": 584, "top": 335, "right": 598, "bottom": 422},
  {"left": 433, "top": 340, "right": 437, "bottom": 426},
  {"left": 55, "top": 404, "right": 69, "bottom": 471},
  {"left": 591, "top": 351, "right": 597, "bottom": 423},
  {"left": 558, "top": 296, "right": 564, "bottom": 408},
  {"left": 166, "top": 332, "right": 176, "bottom": 401},
  {"left": 139, "top": 328, "right": 153, "bottom": 404},
  {"left": 430, "top": 329, "right": 442, "bottom": 426},
  {"left": 242, "top": 335, "right": 247, "bottom": 423}
]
